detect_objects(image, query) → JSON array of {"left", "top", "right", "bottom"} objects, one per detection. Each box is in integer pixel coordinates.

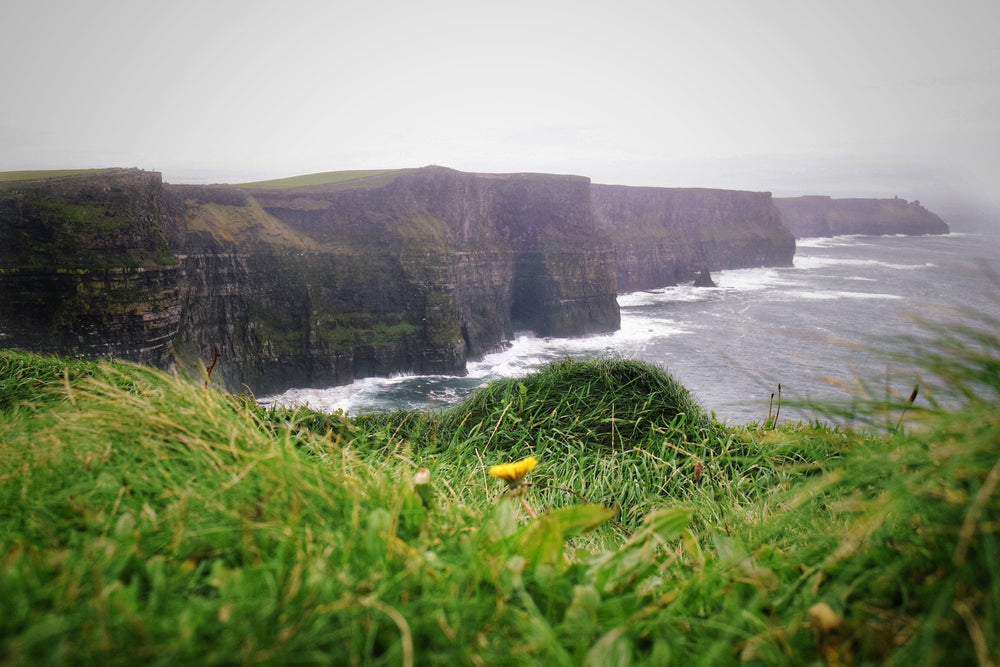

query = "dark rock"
[{"left": 693, "top": 268, "right": 716, "bottom": 288}]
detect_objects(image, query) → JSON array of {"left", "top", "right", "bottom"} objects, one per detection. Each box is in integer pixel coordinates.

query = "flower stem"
[{"left": 520, "top": 496, "right": 538, "bottom": 519}]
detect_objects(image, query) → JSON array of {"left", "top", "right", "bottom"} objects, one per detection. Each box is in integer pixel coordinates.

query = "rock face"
[
  {"left": 0, "top": 169, "right": 183, "bottom": 368},
  {"left": 591, "top": 185, "right": 796, "bottom": 293},
  {"left": 0, "top": 167, "right": 621, "bottom": 394},
  {"left": 246, "top": 168, "right": 621, "bottom": 352},
  {"left": 774, "top": 196, "right": 949, "bottom": 238}
]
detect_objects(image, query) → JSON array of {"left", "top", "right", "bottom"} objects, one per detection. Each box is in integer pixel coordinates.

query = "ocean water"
[{"left": 264, "top": 232, "right": 1000, "bottom": 424}]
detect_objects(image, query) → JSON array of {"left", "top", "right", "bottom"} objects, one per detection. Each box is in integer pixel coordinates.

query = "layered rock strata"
[
  {"left": 0, "top": 167, "right": 621, "bottom": 394},
  {"left": 0, "top": 169, "right": 182, "bottom": 368}
]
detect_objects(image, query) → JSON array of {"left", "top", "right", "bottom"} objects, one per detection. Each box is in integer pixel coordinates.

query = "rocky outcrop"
[
  {"left": 591, "top": 185, "right": 796, "bottom": 293},
  {"left": 692, "top": 269, "right": 716, "bottom": 288},
  {"left": 774, "top": 196, "right": 949, "bottom": 238}
]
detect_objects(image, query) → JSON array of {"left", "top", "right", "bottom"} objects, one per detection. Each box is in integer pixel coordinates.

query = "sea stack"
[{"left": 693, "top": 268, "right": 717, "bottom": 288}]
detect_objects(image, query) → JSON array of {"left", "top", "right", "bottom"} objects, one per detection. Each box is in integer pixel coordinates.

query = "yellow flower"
[{"left": 488, "top": 456, "right": 537, "bottom": 490}]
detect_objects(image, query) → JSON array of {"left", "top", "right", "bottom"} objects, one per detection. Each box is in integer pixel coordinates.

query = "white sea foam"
[
  {"left": 795, "top": 235, "right": 874, "bottom": 249},
  {"left": 618, "top": 268, "right": 790, "bottom": 304},
  {"left": 617, "top": 289, "right": 670, "bottom": 307},
  {"left": 265, "top": 377, "right": 377, "bottom": 414},
  {"left": 467, "top": 335, "right": 549, "bottom": 379},
  {"left": 618, "top": 283, "right": 723, "bottom": 306},
  {"left": 784, "top": 290, "right": 905, "bottom": 301},
  {"left": 715, "top": 267, "right": 790, "bottom": 291},
  {"left": 794, "top": 255, "right": 934, "bottom": 271}
]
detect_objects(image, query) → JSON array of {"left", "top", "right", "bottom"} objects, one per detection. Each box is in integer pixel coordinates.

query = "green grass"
[
  {"left": 237, "top": 169, "right": 400, "bottom": 189},
  {"left": 182, "top": 198, "right": 319, "bottom": 250},
  {"left": 1, "top": 306, "right": 998, "bottom": 664},
  {"left": 0, "top": 169, "right": 113, "bottom": 183}
]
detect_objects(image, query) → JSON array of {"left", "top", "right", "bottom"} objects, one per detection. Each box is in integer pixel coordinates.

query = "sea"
[{"left": 264, "top": 232, "right": 1000, "bottom": 425}]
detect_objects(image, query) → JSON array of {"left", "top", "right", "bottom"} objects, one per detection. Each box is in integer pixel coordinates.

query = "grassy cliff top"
[
  {"left": 181, "top": 195, "right": 321, "bottom": 250},
  {"left": 237, "top": 169, "right": 401, "bottom": 189},
  {"left": 2, "top": 300, "right": 998, "bottom": 664},
  {"left": 0, "top": 168, "right": 114, "bottom": 182}
]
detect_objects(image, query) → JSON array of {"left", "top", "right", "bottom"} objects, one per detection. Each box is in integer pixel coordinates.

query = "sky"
[{"left": 3, "top": 0, "right": 999, "bottom": 223}]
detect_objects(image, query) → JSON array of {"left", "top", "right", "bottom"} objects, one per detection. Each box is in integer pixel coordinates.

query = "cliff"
[
  {"left": 774, "top": 196, "right": 950, "bottom": 238},
  {"left": 0, "top": 169, "right": 182, "bottom": 368},
  {"left": 0, "top": 167, "right": 621, "bottom": 394},
  {"left": 591, "top": 185, "right": 796, "bottom": 292},
  {"left": 245, "top": 167, "right": 620, "bottom": 352},
  {"left": 3, "top": 166, "right": 841, "bottom": 395}
]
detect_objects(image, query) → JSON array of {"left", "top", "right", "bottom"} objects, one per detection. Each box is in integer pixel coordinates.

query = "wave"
[
  {"left": 794, "top": 255, "right": 935, "bottom": 271},
  {"left": 618, "top": 289, "right": 675, "bottom": 307},
  {"left": 467, "top": 335, "right": 552, "bottom": 379},
  {"left": 781, "top": 290, "right": 905, "bottom": 301},
  {"left": 795, "top": 235, "right": 875, "bottom": 248},
  {"left": 263, "top": 376, "right": 388, "bottom": 414},
  {"left": 715, "top": 267, "right": 791, "bottom": 291},
  {"left": 618, "top": 267, "right": 791, "bottom": 305}
]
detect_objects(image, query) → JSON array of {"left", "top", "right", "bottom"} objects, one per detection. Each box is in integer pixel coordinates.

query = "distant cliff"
[
  {"left": 774, "top": 196, "right": 949, "bottom": 238},
  {"left": 592, "top": 185, "right": 796, "bottom": 292}
]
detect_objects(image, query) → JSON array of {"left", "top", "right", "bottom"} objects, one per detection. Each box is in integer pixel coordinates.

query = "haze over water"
[{"left": 266, "top": 232, "right": 1000, "bottom": 424}]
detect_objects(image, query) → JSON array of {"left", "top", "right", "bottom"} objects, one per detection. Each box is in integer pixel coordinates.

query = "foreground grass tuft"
[
  {"left": 440, "top": 357, "right": 716, "bottom": 450},
  {"left": 1, "top": 307, "right": 998, "bottom": 664}
]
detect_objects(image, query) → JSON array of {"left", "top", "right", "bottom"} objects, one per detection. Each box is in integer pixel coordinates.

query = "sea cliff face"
[
  {"left": 0, "top": 169, "right": 182, "bottom": 368},
  {"left": 774, "top": 196, "right": 950, "bottom": 238},
  {"left": 0, "top": 167, "right": 621, "bottom": 394},
  {"left": 592, "top": 185, "right": 796, "bottom": 293},
  {"left": 167, "top": 176, "right": 472, "bottom": 394},
  {"left": 243, "top": 167, "right": 621, "bottom": 361}
]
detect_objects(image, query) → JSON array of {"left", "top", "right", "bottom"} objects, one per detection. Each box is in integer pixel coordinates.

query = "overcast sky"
[{"left": 3, "top": 0, "right": 999, "bottom": 217}]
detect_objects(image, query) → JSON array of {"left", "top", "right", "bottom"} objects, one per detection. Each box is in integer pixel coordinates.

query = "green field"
[
  {"left": 238, "top": 169, "right": 401, "bottom": 189},
  {"left": 0, "top": 168, "right": 113, "bottom": 183},
  {"left": 1, "top": 305, "right": 998, "bottom": 664}
]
